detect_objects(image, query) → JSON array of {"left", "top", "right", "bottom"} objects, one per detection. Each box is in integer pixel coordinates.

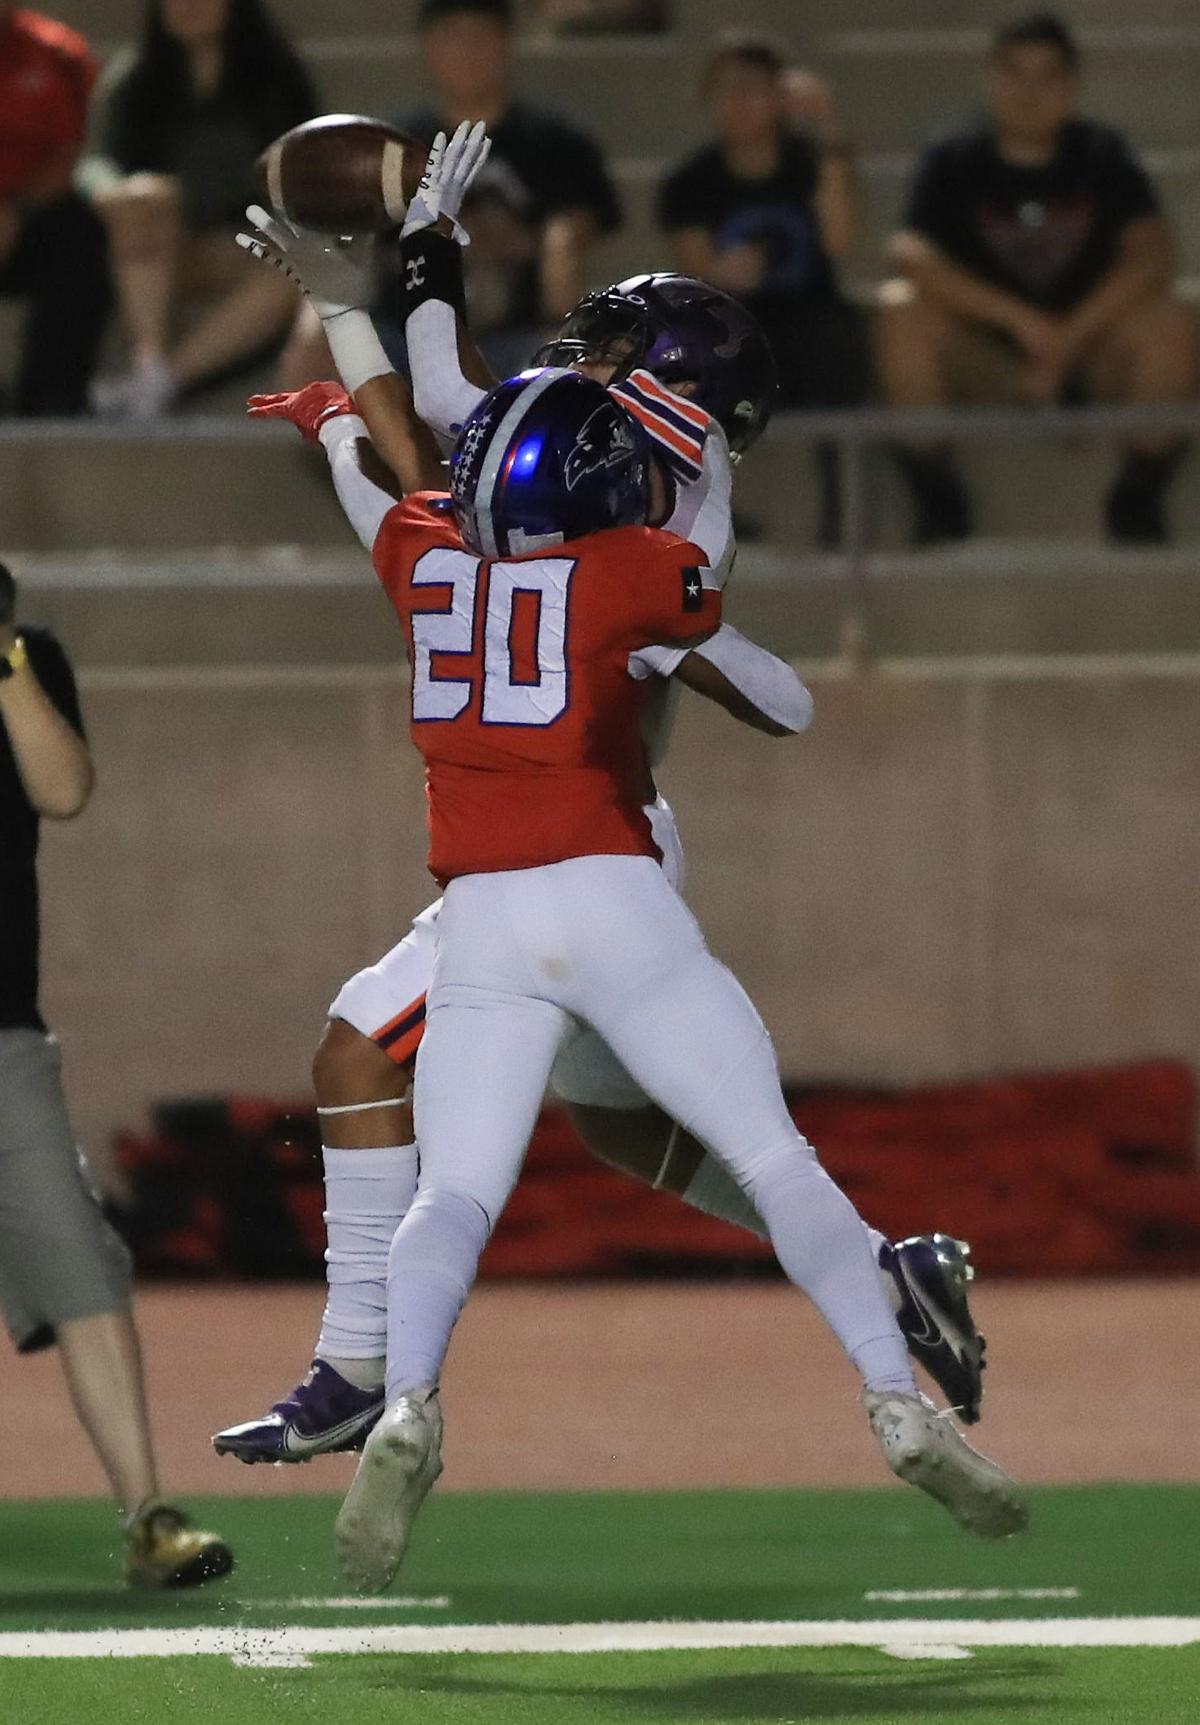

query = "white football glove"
[
  {"left": 401, "top": 119, "right": 492, "bottom": 245},
  {"left": 237, "top": 205, "right": 377, "bottom": 322}
]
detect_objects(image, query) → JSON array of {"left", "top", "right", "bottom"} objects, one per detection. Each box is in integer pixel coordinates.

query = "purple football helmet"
[
  {"left": 449, "top": 367, "right": 652, "bottom": 558},
  {"left": 534, "top": 273, "right": 778, "bottom": 456}
]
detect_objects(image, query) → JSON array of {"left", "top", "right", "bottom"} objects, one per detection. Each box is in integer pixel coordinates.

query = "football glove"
[
  {"left": 247, "top": 382, "right": 355, "bottom": 443},
  {"left": 401, "top": 120, "right": 492, "bottom": 245},
  {"left": 238, "top": 207, "right": 376, "bottom": 322}
]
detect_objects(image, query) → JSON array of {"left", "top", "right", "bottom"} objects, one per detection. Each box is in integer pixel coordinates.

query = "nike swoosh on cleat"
[
  {"left": 281, "top": 1406, "right": 381, "bottom": 1458},
  {"left": 895, "top": 1258, "right": 951, "bottom": 1351}
]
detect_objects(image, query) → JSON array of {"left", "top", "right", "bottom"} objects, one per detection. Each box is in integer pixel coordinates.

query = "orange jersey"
[{"left": 373, "top": 494, "right": 720, "bottom": 883}]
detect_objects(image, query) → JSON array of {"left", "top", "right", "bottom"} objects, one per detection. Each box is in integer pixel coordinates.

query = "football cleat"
[
  {"left": 211, "top": 1359, "right": 384, "bottom": 1464},
  {"left": 124, "top": 1500, "right": 234, "bottom": 1589},
  {"left": 334, "top": 1386, "right": 443, "bottom": 1594},
  {"left": 864, "top": 1390, "right": 1028, "bottom": 1540},
  {"left": 881, "top": 1234, "right": 986, "bottom": 1424}
]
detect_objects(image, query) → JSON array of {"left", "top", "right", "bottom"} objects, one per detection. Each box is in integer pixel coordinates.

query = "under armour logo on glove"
[{"left": 406, "top": 254, "right": 427, "bottom": 292}]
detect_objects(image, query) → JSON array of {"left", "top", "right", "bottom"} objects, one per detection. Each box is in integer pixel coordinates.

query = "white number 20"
[{"left": 410, "top": 547, "right": 575, "bottom": 728}]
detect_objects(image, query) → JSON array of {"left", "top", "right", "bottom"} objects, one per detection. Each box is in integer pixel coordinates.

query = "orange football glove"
[{"left": 247, "top": 381, "right": 354, "bottom": 444}]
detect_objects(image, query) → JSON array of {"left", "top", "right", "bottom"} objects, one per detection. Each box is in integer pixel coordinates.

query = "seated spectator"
[
  {"left": 879, "top": 12, "right": 1198, "bottom": 544},
  {"left": 278, "top": 0, "right": 620, "bottom": 390},
  {"left": 82, "top": 0, "right": 317, "bottom": 419},
  {"left": 543, "top": 0, "right": 670, "bottom": 33},
  {"left": 0, "top": 6, "right": 111, "bottom": 415},
  {"left": 657, "top": 34, "right": 870, "bottom": 546}
]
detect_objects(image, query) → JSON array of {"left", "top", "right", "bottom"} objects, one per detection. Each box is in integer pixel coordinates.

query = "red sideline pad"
[{"left": 115, "top": 1060, "right": 1199, "bottom": 1280}]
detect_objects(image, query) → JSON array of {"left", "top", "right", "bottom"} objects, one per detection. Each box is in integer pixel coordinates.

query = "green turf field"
[{"left": 1, "top": 1486, "right": 1198, "bottom": 1724}]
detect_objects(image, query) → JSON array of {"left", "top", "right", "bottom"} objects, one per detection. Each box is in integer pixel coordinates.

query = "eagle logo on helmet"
[
  {"left": 563, "top": 405, "right": 636, "bottom": 493},
  {"left": 708, "top": 303, "right": 748, "bottom": 361}
]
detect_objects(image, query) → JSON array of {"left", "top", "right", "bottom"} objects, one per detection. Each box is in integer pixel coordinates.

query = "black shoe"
[
  {"left": 1104, "top": 448, "right": 1185, "bottom": 545},
  {"left": 125, "top": 1500, "right": 234, "bottom": 1589},
  {"left": 891, "top": 446, "right": 973, "bottom": 546},
  {"left": 880, "top": 1234, "right": 986, "bottom": 1423}
]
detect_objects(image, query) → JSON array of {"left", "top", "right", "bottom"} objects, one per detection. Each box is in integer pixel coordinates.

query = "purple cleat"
[
  {"left": 880, "top": 1234, "right": 987, "bottom": 1425},
  {"left": 212, "top": 1360, "right": 384, "bottom": 1464}
]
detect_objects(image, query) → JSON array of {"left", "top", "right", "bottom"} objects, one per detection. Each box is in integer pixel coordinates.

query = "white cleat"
[
  {"left": 333, "top": 1386, "right": 443, "bottom": 1593},
  {"left": 864, "top": 1390, "right": 1028, "bottom": 1540}
]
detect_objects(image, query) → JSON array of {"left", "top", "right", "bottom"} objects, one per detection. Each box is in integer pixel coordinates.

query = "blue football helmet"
[
  {"left": 533, "top": 273, "right": 778, "bottom": 456},
  {"left": 449, "top": 368, "right": 653, "bottom": 558}
]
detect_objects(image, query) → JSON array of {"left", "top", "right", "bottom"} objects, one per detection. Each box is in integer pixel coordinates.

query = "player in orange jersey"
[
  {"left": 241, "top": 370, "right": 1025, "bottom": 1591},
  {"left": 215, "top": 133, "right": 988, "bottom": 1479}
]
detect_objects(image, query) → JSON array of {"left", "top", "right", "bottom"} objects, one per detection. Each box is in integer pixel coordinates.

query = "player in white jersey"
[
  {"left": 239, "top": 359, "right": 1024, "bottom": 1591},
  {"left": 214, "top": 124, "right": 986, "bottom": 1471}
]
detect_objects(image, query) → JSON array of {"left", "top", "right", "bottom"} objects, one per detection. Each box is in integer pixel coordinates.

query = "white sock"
[
  {"left": 864, "top": 1225, "right": 905, "bottom": 1314},
  {"left": 748, "top": 1150, "right": 917, "bottom": 1395},
  {"left": 682, "top": 1154, "right": 902, "bottom": 1313},
  {"left": 315, "top": 1144, "right": 418, "bottom": 1377},
  {"left": 385, "top": 1187, "right": 491, "bottom": 1403},
  {"left": 323, "top": 1353, "right": 387, "bottom": 1391}
]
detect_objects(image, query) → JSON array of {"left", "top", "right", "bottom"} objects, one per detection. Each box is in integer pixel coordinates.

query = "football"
[{"left": 257, "top": 114, "right": 428, "bottom": 235}]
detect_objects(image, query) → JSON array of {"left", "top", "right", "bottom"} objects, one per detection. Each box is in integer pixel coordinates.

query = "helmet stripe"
[
  {"left": 474, "top": 369, "right": 567, "bottom": 558},
  {"left": 626, "top": 367, "right": 712, "bottom": 431}
]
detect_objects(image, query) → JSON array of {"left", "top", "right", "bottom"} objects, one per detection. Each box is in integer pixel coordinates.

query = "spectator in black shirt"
[
  {"left": 0, "top": 564, "right": 232, "bottom": 1586},
  {"left": 658, "top": 35, "right": 870, "bottom": 545},
  {"left": 880, "top": 12, "right": 1198, "bottom": 544},
  {"left": 83, "top": 0, "right": 318, "bottom": 418},
  {"left": 280, "top": 0, "right": 620, "bottom": 387}
]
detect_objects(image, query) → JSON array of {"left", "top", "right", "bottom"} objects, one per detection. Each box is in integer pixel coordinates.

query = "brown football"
[{"left": 257, "top": 114, "right": 428, "bottom": 234}]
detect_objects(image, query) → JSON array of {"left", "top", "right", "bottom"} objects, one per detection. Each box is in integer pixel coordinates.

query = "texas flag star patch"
[{"left": 682, "top": 566, "right": 704, "bottom": 612}]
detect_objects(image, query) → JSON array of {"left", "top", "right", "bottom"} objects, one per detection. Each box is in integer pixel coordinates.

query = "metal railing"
[
  {"left": 3, "top": 400, "right": 1198, "bottom": 645},
  {"left": 755, "top": 402, "right": 1200, "bottom": 654}
]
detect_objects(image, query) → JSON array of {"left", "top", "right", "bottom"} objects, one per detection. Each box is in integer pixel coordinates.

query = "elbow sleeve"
[
  {"left": 318, "top": 415, "right": 395, "bottom": 553},
  {"left": 407, "top": 300, "right": 487, "bottom": 442},
  {"left": 694, "top": 626, "right": 815, "bottom": 734}
]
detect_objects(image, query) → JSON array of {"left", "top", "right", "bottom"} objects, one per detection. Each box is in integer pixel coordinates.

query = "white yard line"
[
  {"left": 231, "top": 1650, "right": 314, "bottom": 1670},
  {"left": 257, "top": 1596, "right": 451, "bottom": 1611},
  {"left": 0, "top": 1618, "right": 1196, "bottom": 1665},
  {"left": 880, "top": 1642, "right": 974, "bottom": 1661},
  {"left": 866, "top": 1588, "right": 1081, "bottom": 1603}
]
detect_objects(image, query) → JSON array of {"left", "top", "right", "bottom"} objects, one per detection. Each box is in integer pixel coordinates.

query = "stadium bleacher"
[{"left": 5, "top": 0, "right": 1196, "bottom": 563}]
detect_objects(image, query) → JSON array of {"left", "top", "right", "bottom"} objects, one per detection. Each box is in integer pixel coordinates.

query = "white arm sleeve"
[
  {"left": 693, "top": 625, "right": 814, "bottom": 732},
  {"left": 323, "top": 307, "right": 394, "bottom": 396},
  {"left": 318, "top": 415, "right": 396, "bottom": 554},
  {"left": 628, "top": 642, "right": 689, "bottom": 681},
  {"left": 630, "top": 625, "right": 814, "bottom": 734},
  {"left": 407, "top": 299, "right": 489, "bottom": 443},
  {"left": 664, "top": 426, "right": 735, "bottom": 588}
]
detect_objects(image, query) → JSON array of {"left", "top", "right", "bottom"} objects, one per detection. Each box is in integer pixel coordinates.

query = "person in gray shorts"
[{"left": 0, "top": 562, "right": 232, "bottom": 1588}]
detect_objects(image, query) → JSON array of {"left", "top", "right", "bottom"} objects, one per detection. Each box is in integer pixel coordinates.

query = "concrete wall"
[{"left": 35, "top": 659, "right": 1200, "bottom": 1168}]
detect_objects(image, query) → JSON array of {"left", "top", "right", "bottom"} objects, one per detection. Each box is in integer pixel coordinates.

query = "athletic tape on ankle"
[
  {"left": 651, "top": 1124, "right": 682, "bottom": 1190},
  {"left": 317, "top": 1097, "right": 410, "bottom": 1116}
]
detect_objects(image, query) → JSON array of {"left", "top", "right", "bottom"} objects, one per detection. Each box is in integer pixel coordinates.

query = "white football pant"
[{"left": 387, "top": 855, "right": 915, "bottom": 1402}]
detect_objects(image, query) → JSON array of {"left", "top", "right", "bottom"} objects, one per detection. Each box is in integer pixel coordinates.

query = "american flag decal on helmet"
[{"left": 611, "top": 368, "right": 711, "bottom": 483}]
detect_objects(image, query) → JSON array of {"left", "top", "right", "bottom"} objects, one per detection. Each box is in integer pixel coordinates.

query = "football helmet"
[
  {"left": 449, "top": 368, "right": 652, "bottom": 557},
  {"left": 534, "top": 273, "right": 778, "bottom": 456}
]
